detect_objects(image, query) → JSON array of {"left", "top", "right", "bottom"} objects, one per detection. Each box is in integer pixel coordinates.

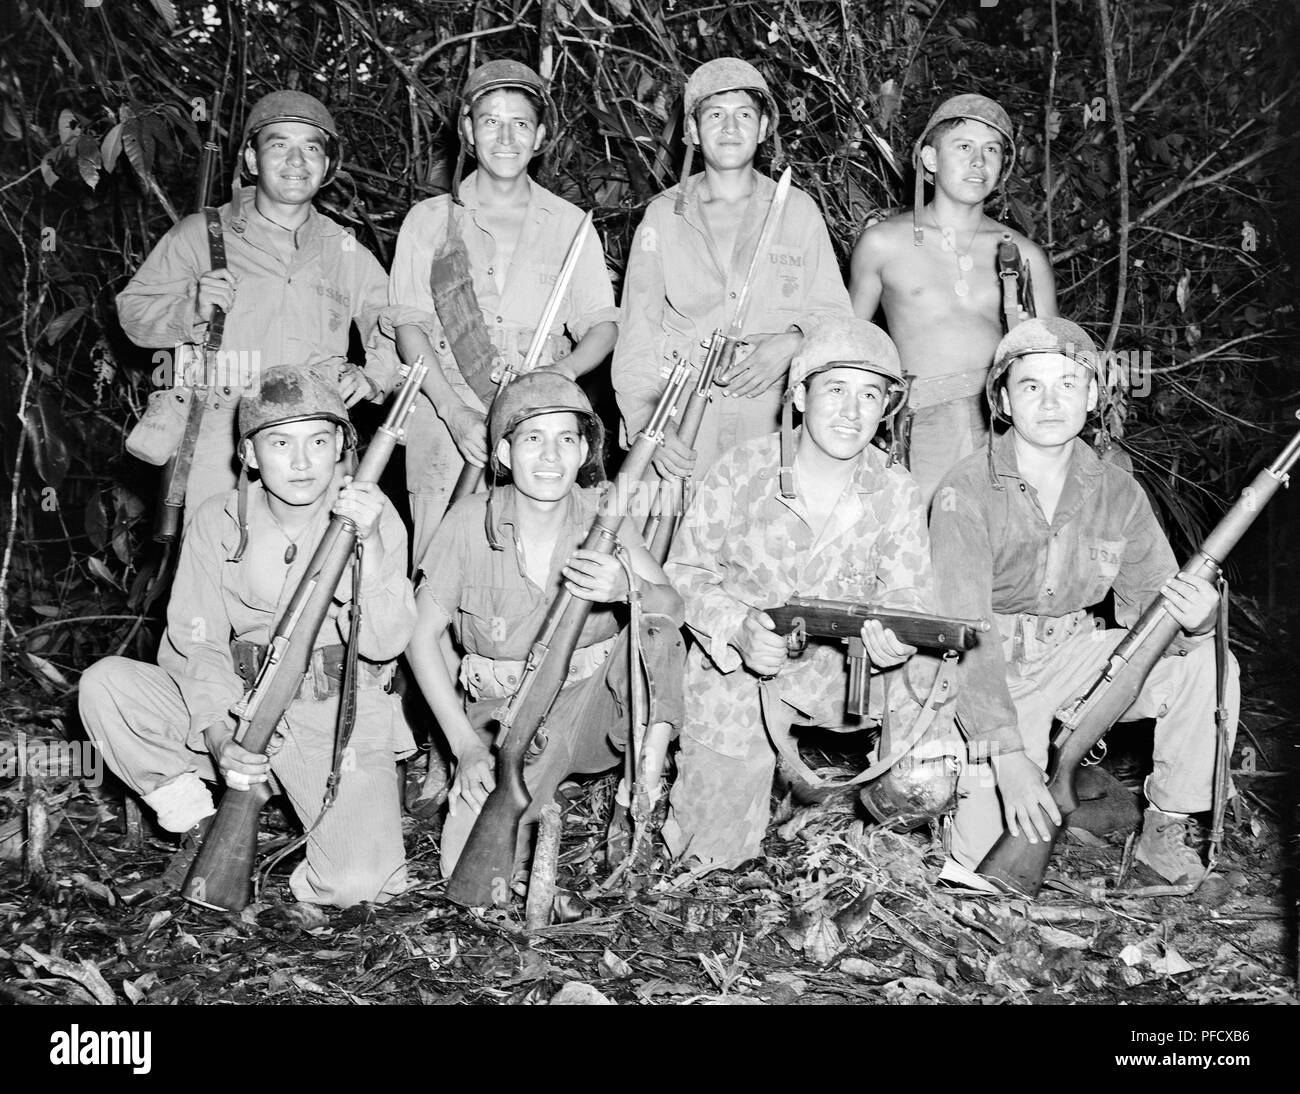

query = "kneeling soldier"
[
  {"left": 931, "top": 318, "right": 1240, "bottom": 885},
  {"left": 664, "top": 317, "right": 961, "bottom": 869},
  {"left": 405, "top": 371, "right": 686, "bottom": 877},
  {"left": 80, "top": 365, "right": 416, "bottom": 907}
]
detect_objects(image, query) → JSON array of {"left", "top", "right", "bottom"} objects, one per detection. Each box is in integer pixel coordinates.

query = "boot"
[
  {"left": 1134, "top": 807, "right": 1204, "bottom": 884},
  {"left": 1067, "top": 765, "right": 1141, "bottom": 836},
  {"left": 120, "top": 816, "right": 212, "bottom": 905}
]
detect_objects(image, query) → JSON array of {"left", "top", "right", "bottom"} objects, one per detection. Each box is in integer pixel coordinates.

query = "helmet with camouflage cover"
[
  {"left": 460, "top": 59, "right": 556, "bottom": 137},
  {"left": 986, "top": 317, "right": 1101, "bottom": 421},
  {"left": 241, "top": 90, "right": 341, "bottom": 184},
  {"left": 683, "top": 57, "right": 780, "bottom": 131},
  {"left": 487, "top": 370, "right": 604, "bottom": 482},
  {"left": 238, "top": 364, "right": 356, "bottom": 449},
  {"left": 788, "top": 316, "right": 906, "bottom": 410}
]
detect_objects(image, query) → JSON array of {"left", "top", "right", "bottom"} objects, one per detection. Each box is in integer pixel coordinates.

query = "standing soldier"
[
  {"left": 663, "top": 318, "right": 960, "bottom": 868},
  {"left": 80, "top": 366, "right": 416, "bottom": 907},
  {"left": 613, "top": 57, "right": 851, "bottom": 493},
  {"left": 850, "top": 93, "right": 1057, "bottom": 507},
  {"left": 118, "top": 91, "right": 397, "bottom": 513},
  {"left": 384, "top": 60, "right": 619, "bottom": 564}
]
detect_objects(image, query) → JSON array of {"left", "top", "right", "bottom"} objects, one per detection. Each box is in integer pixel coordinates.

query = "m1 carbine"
[{"left": 765, "top": 597, "right": 987, "bottom": 715}]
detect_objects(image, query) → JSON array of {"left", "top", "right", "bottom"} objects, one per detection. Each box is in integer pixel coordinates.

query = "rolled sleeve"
[
  {"left": 382, "top": 202, "right": 444, "bottom": 341},
  {"left": 793, "top": 191, "right": 853, "bottom": 326},
  {"left": 612, "top": 208, "right": 669, "bottom": 441},
  {"left": 415, "top": 498, "right": 469, "bottom": 614}
]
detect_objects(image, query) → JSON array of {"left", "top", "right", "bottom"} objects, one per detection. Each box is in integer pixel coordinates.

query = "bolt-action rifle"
[
  {"left": 154, "top": 93, "right": 226, "bottom": 545},
  {"left": 978, "top": 413, "right": 1300, "bottom": 897},
  {"left": 445, "top": 359, "right": 695, "bottom": 908},
  {"left": 642, "top": 167, "right": 793, "bottom": 563},
  {"left": 182, "top": 359, "right": 428, "bottom": 912}
]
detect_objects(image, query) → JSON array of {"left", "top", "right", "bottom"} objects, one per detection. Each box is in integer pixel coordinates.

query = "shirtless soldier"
[{"left": 850, "top": 93, "right": 1057, "bottom": 506}]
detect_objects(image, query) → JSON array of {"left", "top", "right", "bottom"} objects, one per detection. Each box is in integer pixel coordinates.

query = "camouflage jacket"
[{"left": 666, "top": 433, "right": 933, "bottom": 726}]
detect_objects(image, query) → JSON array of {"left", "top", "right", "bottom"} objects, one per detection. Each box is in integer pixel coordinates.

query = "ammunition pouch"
[
  {"left": 460, "top": 635, "right": 617, "bottom": 702},
  {"left": 230, "top": 639, "right": 392, "bottom": 703}
]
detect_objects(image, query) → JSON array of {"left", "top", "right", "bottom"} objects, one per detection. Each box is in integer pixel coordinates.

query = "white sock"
[{"left": 143, "top": 771, "right": 216, "bottom": 834}]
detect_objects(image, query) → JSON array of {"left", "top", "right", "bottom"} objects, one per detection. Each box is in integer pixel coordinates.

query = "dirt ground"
[{"left": 1, "top": 593, "right": 1296, "bottom": 1007}]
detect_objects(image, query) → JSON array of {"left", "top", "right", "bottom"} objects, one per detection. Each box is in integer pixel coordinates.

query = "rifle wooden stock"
[
  {"left": 977, "top": 415, "right": 1300, "bottom": 897},
  {"left": 642, "top": 167, "right": 793, "bottom": 563},
  {"left": 445, "top": 361, "right": 692, "bottom": 907},
  {"left": 183, "top": 360, "right": 427, "bottom": 911},
  {"left": 765, "top": 598, "right": 988, "bottom": 654},
  {"left": 446, "top": 213, "right": 594, "bottom": 509}
]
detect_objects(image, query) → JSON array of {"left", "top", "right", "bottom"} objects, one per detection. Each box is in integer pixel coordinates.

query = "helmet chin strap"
[{"left": 779, "top": 391, "right": 797, "bottom": 499}]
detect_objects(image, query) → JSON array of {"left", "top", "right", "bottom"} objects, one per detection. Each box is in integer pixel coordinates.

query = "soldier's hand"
[
  {"left": 445, "top": 403, "right": 488, "bottom": 468},
  {"left": 205, "top": 723, "right": 271, "bottom": 792},
  {"left": 718, "top": 331, "right": 801, "bottom": 399},
  {"left": 449, "top": 743, "right": 495, "bottom": 817},
  {"left": 651, "top": 427, "right": 696, "bottom": 481},
  {"left": 195, "top": 268, "right": 237, "bottom": 323},
  {"left": 859, "top": 620, "right": 916, "bottom": 668},
  {"left": 334, "top": 478, "right": 384, "bottom": 539},
  {"left": 734, "top": 609, "right": 788, "bottom": 677},
  {"left": 1162, "top": 572, "right": 1219, "bottom": 635},
  {"left": 563, "top": 549, "right": 629, "bottom": 604},
  {"left": 337, "top": 367, "right": 374, "bottom": 408},
  {"left": 991, "top": 750, "right": 1061, "bottom": 844}
]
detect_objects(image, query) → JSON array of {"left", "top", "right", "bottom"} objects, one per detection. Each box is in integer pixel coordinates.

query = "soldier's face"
[
  {"left": 464, "top": 91, "right": 545, "bottom": 180},
  {"left": 921, "top": 119, "right": 1006, "bottom": 203},
  {"left": 1000, "top": 354, "right": 1098, "bottom": 450},
  {"left": 689, "top": 91, "right": 768, "bottom": 170},
  {"left": 246, "top": 419, "right": 342, "bottom": 506},
  {"left": 499, "top": 411, "right": 588, "bottom": 503},
  {"left": 795, "top": 367, "right": 890, "bottom": 461},
  {"left": 246, "top": 121, "right": 330, "bottom": 205}
]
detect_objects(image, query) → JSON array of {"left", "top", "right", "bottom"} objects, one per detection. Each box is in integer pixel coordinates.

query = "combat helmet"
[
  {"left": 986, "top": 316, "right": 1100, "bottom": 423},
  {"left": 452, "top": 59, "right": 556, "bottom": 201},
  {"left": 676, "top": 58, "right": 780, "bottom": 214},
  {"left": 780, "top": 317, "right": 908, "bottom": 497},
  {"left": 238, "top": 363, "right": 356, "bottom": 447},
  {"left": 911, "top": 93, "right": 1015, "bottom": 246},
  {"left": 485, "top": 370, "right": 606, "bottom": 549},
  {"left": 231, "top": 364, "right": 354, "bottom": 562},
  {"left": 241, "top": 90, "right": 341, "bottom": 184}
]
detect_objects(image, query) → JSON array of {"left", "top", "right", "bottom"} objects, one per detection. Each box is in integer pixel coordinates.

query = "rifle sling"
[
  {"left": 162, "top": 208, "right": 228, "bottom": 509},
  {"left": 430, "top": 204, "right": 499, "bottom": 406},
  {"left": 758, "top": 654, "right": 958, "bottom": 790}
]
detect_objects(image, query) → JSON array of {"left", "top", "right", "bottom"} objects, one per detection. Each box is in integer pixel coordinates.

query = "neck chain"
[
  {"left": 930, "top": 217, "right": 977, "bottom": 298},
  {"left": 268, "top": 510, "right": 309, "bottom": 565}
]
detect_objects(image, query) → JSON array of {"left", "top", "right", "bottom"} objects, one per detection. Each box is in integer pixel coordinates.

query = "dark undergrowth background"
[{"left": 0, "top": 0, "right": 1298, "bottom": 1007}]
